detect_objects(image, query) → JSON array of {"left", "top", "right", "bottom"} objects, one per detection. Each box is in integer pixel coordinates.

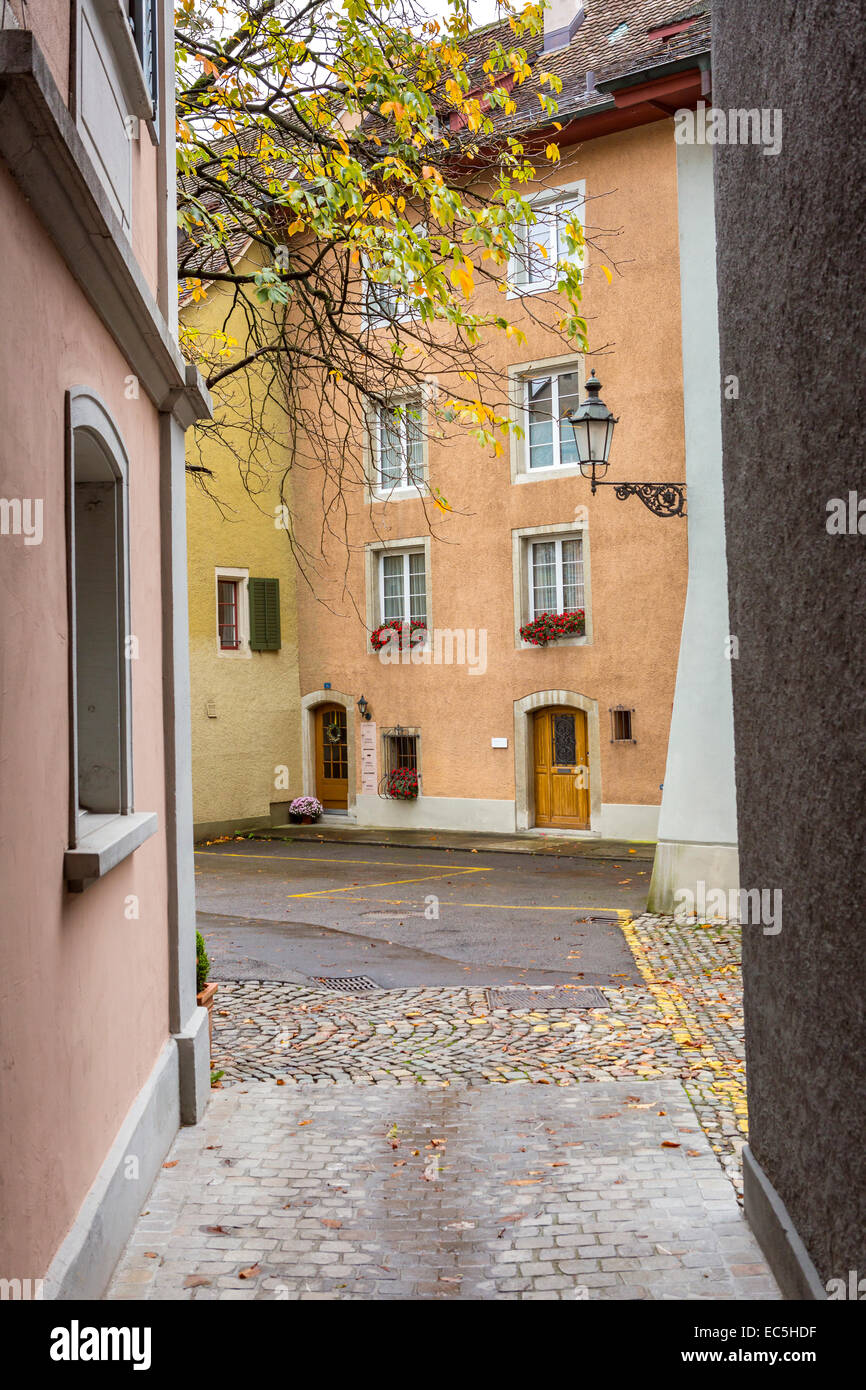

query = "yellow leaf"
[
  {"left": 601, "top": 265, "right": 613, "bottom": 284},
  {"left": 545, "top": 143, "right": 560, "bottom": 162},
  {"left": 452, "top": 260, "right": 475, "bottom": 297}
]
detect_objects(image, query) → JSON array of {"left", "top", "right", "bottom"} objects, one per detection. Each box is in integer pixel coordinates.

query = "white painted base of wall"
[
  {"left": 647, "top": 838, "right": 740, "bottom": 914},
  {"left": 596, "top": 804, "right": 660, "bottom": 841},
  {"left": 354, "top": 793, "right": 515, "bottom": 833},
  {"left": 352, "top": 794, "right": 659, "bottom": 842},
  {"left": 42, "top": 1013, "right": 210, "bottom": 1300}
]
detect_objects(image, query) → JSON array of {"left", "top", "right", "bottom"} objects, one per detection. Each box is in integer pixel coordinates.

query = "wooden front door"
[
  {"left": 315, "top": 705, "right": 349, "bottom": 810},
  {"left": 533, "top": 707, "right": 590, "bottom": 829}
]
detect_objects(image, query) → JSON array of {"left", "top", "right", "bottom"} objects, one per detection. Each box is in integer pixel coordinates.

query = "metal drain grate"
[
  {"left": 314, "top": 975, "right": 380, "bottom": 993},
  {"left": 486, "top": 986, "right": 609, "bottom": 1011}
]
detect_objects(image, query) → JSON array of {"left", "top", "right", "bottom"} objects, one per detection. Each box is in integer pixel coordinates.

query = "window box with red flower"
[
  {"left": 519, "top": 610, "right": 586, "bottom": 647},
  {"left": 370, "top": 618, "right": 428, "bottom": 652}
]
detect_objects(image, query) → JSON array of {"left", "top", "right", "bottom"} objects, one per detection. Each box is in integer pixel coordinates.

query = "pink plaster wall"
[
  {"left": 5, "top": 1, "right": 71, "bottom": 104},
  {"left": 0, "top": 160, "right": 170, "bottom": 1279}
]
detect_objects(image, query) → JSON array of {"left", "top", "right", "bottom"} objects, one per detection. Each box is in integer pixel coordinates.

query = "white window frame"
[
  {"left": 507, "top": 178, "right": 586, "bottom": 299},
  {"left": 522, "top": 367, "right": 584, "bottom": 473},
  {"left": 364, "top": 274, "right": 411, "bottom": 330},
  {"left": 214, "top": 566, "right": 251, "bottom": 658},
  {"left": 370, "top": 392, "right": 427, "bottom": 498},
  {"left": 378, "top": 548, "right": 427, "bottom": 625},
  {"left": 528, "top": 536, "right": 585, "bottom": 619},
  {"left": 64, "top": 387, "right": 158, "bottom": 890},
  {"left": 362, "top": 223, "right": 427, "bottom": 330},
  {"left": 512, "top": 521, "right": 592, "bottom": 650},
  {"left": 507, "top": 352, "right": 585, "bottom": 484}
]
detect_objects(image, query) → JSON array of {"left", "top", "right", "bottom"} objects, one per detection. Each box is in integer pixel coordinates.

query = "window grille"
[{"left": 610, "top": 706, "right": 635, "bottom": 743}]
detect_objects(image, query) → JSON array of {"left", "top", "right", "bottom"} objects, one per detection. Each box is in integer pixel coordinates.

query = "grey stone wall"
[{"left": 712, "top": 3, "right": 866, "bottom": 1282}]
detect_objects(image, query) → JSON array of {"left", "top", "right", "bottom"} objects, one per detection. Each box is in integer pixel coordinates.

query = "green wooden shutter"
[{"left": 248, "top": 578, "right": 281, "bottom": 650}]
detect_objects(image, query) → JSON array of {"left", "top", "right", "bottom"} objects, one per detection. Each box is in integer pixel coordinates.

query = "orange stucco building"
[{"left": 289, "top": 12, "right": 712, "bottom": 842}]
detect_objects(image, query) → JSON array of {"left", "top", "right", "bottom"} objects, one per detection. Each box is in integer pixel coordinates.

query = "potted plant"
[
  {"left": 519, "top": 609, "right": 586, "bottom": 647},
  {"left": 384, "top": 767, "right": 419, "bottom": 799},
  {"left": 196, "top": 930, "right": 217, "bottom": 1047},
  {"left": 288, "top": 795, "right": 324, "bottom": 824}
]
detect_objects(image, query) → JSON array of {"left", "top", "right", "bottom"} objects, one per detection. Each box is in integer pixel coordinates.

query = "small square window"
[{"left": 610, "top": 707, "right": 635, "bottom": 743}]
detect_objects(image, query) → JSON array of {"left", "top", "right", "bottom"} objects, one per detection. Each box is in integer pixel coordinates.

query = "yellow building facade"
[{"left": 184, "top": 249, "right": 302, "bottom": 839}]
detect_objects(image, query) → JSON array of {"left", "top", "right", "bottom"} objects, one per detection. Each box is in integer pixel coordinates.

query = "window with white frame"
[
  {"left": 217, "top": 579, "right": 240, "bottom": 649},
  {"left": 380, "top": 549, "right": 427, "bottom": 624},
  {"left": 524, "top": 368, "right": 582, "bottom": 470},
  {"left": 215, "top": 567, "right": 250, "bottom": 655},
  {"left": 530, "top": 536, "right": 585, "bottom": 618},
  {"left": 364, "top": 225, "right": 427, "bottom": 328},
  {"left": 509, "top": 186, "right": 585, "bottom": 295},
  {"left": 374, "top": 395, "right": 424, "bottom": 492},
  {"left": 365, "top": 276, "right": 408, "bottom": 328}
]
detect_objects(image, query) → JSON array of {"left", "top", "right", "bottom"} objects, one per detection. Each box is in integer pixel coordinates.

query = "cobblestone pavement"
[
  {"left": 108, "top": 1079, "right": 777, "bottom": 1301},
  {"left": 209, "top": 914, "right": 747, "bottom": 1195},
  {"left": 108, "top": 912, "right": 772, "bottom": 1301}
]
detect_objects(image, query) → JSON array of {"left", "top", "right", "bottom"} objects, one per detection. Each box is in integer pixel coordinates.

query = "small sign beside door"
[{"left": 360, "top": 721, "right": 378, "bottom": 793}]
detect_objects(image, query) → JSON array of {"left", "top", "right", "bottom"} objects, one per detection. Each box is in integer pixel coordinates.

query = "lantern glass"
[
  {"left": 588, "top": 415, "right": 613, "bottom": 464},
  {"left": 565, "top": 370, "right": 616, "bottom": 482}
]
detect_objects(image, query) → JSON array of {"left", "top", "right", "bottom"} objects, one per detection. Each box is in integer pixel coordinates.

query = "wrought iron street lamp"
[
  {"left": 357, "top": 694, "right": 372, "bottom": 721},
  {"left": 565, "top": 370, "right": 686, "bottom": 518}
]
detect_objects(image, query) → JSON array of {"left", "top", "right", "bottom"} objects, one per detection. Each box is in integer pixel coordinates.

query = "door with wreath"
[{"left": 315, "top": 705, "right": 349, "bottom": 810}]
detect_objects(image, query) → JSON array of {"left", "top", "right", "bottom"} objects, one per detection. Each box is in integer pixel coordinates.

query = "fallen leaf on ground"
[
  {"left": 238, "top": 1264, "right": 261, "bottom": 1279},
  {"left": 183, "top": 1275, "right": 211, "bottom": 1288},
  {"left": 162, "top": 1161, "right": 178, "bottom": 1169},
  {"left": 661, "top": 1141, "right": 681, "bottom": 1148}
]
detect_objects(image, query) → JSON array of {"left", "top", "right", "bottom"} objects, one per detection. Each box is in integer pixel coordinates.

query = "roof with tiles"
[
  {"left": 457, "top": 0, "right": 710, "bottom": 133},
  {"left": 178, "top": 1, "right": 711, "bottom": 302}
]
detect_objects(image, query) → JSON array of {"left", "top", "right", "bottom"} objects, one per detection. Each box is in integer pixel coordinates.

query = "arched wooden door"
[
  {"left": 533, "top": 707, "right": 589, "bottom": 829},
  {"left": 315, "top": 705, "right": 349, "bottom": 810}
]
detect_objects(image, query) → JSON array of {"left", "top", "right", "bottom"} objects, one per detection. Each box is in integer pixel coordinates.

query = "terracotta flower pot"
[
  {"left": 302, "top": 814, "right": 314, "bottom": 823},
  {"left": 196, "top": 981, "right": 218, "bottom": 1049}
]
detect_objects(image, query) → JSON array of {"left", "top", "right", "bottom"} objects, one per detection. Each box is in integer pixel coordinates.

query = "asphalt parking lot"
[{"left": 195, "top": 837, "right": 651, "bottom": 987}]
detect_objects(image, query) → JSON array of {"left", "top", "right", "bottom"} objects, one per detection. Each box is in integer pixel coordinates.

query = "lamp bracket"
[{"left": 591, "top": 479, "right": 687, "bottom": 518}]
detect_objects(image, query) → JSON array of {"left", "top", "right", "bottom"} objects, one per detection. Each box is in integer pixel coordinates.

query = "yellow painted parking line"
[
  {"left": 194, "top": 850, "right": 495, "bottom": 871},
  {"left": 318, "top": 895, "right": 633, "bottom": 915},
  {"left": 287, "top": 868, "right": 491, "bottom": 899}
]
